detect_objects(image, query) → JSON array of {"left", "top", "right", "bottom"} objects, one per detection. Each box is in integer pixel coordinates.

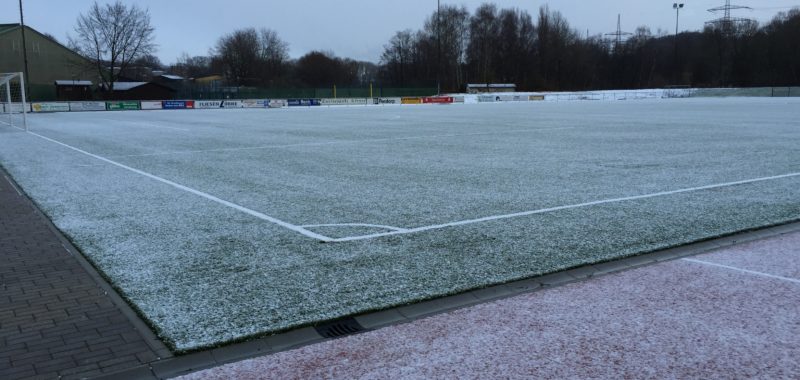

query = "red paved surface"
[{"left": 180, "top": 232, "right": 800, "bottom": 379}]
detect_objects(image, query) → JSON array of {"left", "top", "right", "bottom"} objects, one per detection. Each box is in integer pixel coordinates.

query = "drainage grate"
[{"left": 314, "top": 317, "right": 366, "bottom": 339}]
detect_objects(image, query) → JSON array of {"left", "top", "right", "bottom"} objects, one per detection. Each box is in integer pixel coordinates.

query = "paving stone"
[{"left": 0, "top": 168, "right": 168, "bottom": 379}]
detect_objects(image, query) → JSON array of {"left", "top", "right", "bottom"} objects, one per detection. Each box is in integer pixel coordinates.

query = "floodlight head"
[{"left": 674, "top": 3, "right": 684, "bottom": 9}]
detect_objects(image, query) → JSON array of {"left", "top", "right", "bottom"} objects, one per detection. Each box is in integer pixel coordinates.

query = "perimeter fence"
[{"left": 177, "top": 86, "right": 437, "bottom": 100}]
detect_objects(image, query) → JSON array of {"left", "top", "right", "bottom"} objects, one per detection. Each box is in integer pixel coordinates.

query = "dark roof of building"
[
  {"left": 102, "top": 82, "right": 148, "bottom": 91},
  {"left": 55, "top": 80, "right": 93, "bottom": 86},
  {"left": 467, "top": 84, "right": 517, "bottom": 88},
  {"left": 100, "top": 81, "right": 176, "bottom": 92},
  {"left": 0, "top": 23, "right": 20, "bottom": 35},
  {"left": 0, "top": 24, "right": 91, "bottom": 66}
]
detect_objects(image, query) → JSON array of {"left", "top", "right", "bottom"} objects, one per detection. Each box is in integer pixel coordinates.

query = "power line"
[
  {"left": 605, "top": 14, "right": 632, "bottom": 52},
  {"left": 705, "top": 0, "right": 756, "bottom": 35}
]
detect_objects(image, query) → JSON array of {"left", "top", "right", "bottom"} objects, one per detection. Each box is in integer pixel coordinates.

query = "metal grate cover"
[{"left": 314, "top": 317, "right": 366, "bottom": 339}]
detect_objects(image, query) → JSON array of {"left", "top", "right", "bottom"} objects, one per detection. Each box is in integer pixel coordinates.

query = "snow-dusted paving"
[
  {"left": 0, "top": 98, "right": 798, "bottom": 351},
  {"left": 178, "top": 231, "right": 800, "bottom": 379}
]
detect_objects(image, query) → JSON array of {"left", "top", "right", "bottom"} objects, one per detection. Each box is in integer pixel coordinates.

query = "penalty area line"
[
  {"left": 109, "top": 127, "right": 575, "bottom": 159},
  {"left": 333, "top": 171, "right": 800, "bottom": 242},
  {"left": 25, "top": 131, "right": 333, "bottom": 242}
]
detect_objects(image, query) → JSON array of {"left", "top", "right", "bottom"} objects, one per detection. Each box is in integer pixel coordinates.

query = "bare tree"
[
  {"left": 425, "top": 5, "right": 469, "bottom": 91},
  {"left": 69, "top": 1, "right": 156, "bottom": 93},
  {"left": 171, "top": 54, "right": 214, "bottom": 79},
  {"left": 294, "top": 51, "right": 356, "bottom": 87},
  {"left": 259, "top": 28, "right": 290, "bottom": 83},
  {"left": 380, "top": 30, "right": 416, "bottom": 86},
  {"left": 214, "top": 28, "right": 289, "bottom": 86},
  {"left": 468, "top": 4, "right": 499, "bottom": 83},
  {"left": 214, "top": 28, "right": 260, "bottom": 86}
]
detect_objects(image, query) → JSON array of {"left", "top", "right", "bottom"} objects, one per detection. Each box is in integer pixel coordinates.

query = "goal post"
[{"left": 0, "top": 72, "right": 28, "bottom": 131}]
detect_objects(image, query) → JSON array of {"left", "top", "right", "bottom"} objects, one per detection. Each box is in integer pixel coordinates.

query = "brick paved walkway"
[{"left": 0, "top": 168, "right": 171, "bottom": 379}]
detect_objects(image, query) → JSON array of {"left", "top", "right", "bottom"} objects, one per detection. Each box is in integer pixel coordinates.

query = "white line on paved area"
[
  {"left": 108, "top": 127, "right": 575, "bottom": 158},
  {"left": 333, "top": 172, "right": 800, "bottom": 242},
  {"left": 682, "top": 258, "right": 800, "bottom": 285},
  {"left": 25, "top": 131, "right": 334, "bottom": 242},
  {"left": 3, "top": 175, "right": 23, "bottom": 196}
]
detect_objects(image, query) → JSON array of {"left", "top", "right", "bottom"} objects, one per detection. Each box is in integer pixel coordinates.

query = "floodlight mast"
[
  {"left": 437, "top": 0, "right": 442, "bottom": 95},
  {"left": 673, "top": 3, "right": 684, "bottom": 38},
  {"left": 18, "top": 0, "right": 31, "bottom": 99},
  {"left": 673, "top": 3, "right": 684, "bottom": 79}
]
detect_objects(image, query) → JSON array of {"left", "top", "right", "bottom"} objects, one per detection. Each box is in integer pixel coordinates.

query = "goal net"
[{"left": 0, "top": 72, "right": 28, "bottom": 131}]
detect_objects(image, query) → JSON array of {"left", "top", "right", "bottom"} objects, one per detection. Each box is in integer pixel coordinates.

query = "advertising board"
[
  {"left": 140, "top": 101, "right": 163, "bottom": 110},
  {"left": 2, "top": 103, "right": 31, "bottom": 113},
  {"left": 242, "top": 99, "right": 270, "bottom": 108},
  {"left": 69, "top": 101, "right": 107, "bottom": 111},
  {"left": 195, "top": 100, "right": 246, "bottom": 109},
  {"left": 162, "top": 100, "right": 195, "bottom": 109},
  {"left": 268, "top": 100, "right": 287, "bottom": 108},
  {"left": 287, "top": 99, "right": 321, "bottom": 107},
  {"left": 529, "top": 95, "right": 545, "bottom": 101},
  {"left": 497, "top": 95, "right": 526, "bottom": 102},
  {"left": 106, "top": 101, "right": 141, "bottom": 111},
  {"left": 32, "top": 102, "right": 70, "bottom": 112},
  {"left": 479, "top": 95, "right": 526, "bottom": 102},
  {"left": 373, "top": 97, "right": 402, "bottom": 105},
  {"left": 422, "top": 96, "right": 454, "bottom": 104},
  {"left": 401, "top": 97, "right": 423, "bottom": 105},
  {"left": 320, "top": 98, "right": 368, "bottom": 106}
]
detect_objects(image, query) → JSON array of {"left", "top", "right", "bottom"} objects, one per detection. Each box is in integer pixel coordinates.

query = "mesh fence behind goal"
[{"left": 0, "top": 72, "right": 28, "bottom": 131}]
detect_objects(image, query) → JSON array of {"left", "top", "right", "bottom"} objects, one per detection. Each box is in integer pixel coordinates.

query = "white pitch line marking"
[
  {"left": 301, "top": 223, "right": 409, "bottom": 232},
  {"left": 333, "top": 172, "right": 800, "bottom": 242},
  {"left": 95, "top": 117, "right": 191, "bottom": 132},
  {"left": 109, "top": 127, "right": 575, "bottom": 158},
  {"left": 683, "top": 258, "right": 800, "bottom": 285},
  {"left": 0, "top": 120, "right": 26, "bottom": 131},
  {"left": 25, "top": 131, "right": 333, "bottom": 242}
]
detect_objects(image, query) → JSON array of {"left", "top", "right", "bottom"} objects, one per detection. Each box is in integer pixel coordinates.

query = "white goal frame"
[{"left": 0, "top": 72, "right": 28, "bottom": 131}]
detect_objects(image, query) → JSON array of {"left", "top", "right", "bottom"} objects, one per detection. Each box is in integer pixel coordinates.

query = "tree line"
[
  {"left": 169, "top": 28, "right": 377, "bottom": 88},
  {"left": 379, "top": 4, "right": 800, "bottom": 91},
  {"left": 70, "top": 1, "right": 799, "bottom": 93}
]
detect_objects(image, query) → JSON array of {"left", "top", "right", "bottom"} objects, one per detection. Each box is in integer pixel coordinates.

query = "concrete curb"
[{"left": 94, "top": 220, "right": 800, "bottom": 379}]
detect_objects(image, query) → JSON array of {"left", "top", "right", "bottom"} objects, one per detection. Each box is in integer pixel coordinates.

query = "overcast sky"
[{"left": 3, "top": 0, "right": 798, "bottom": 65}]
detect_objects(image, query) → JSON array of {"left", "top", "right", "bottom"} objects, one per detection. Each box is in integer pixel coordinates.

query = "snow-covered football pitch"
[{"left": 1, "top": 97, "right": 799, "bottom": 352}]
